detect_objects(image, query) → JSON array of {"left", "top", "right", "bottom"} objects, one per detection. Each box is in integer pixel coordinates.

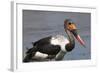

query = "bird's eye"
[{"left": 68, "top": 22, "right": 72, "bottom": 25}]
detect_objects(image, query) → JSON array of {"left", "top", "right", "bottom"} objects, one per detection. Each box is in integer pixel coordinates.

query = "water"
[{"left": 23, "top": 10, "right": 91, "bottom": 61}]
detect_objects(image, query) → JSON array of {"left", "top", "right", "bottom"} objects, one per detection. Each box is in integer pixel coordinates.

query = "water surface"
[{"left": 23, "top": 10, "right": 91, "bottom": 61}]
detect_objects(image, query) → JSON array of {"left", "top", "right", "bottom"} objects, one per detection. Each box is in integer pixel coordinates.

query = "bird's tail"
[
  {"left": 23, "top": 53, "right": 33, "bottom": 62},
  {"left": 23, "top": 46, "right": 37, "bottom": 62}
]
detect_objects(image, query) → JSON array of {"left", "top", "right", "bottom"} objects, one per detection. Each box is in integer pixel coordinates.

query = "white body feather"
[
  {"left": 51, "top": 35, "right": 69, "bottom": 52},
  {"left": 33, "top": 52, "right": 48, "bottom": 59}
]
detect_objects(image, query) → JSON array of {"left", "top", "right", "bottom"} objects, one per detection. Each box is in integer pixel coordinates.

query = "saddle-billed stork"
[{"left": 23, "top": 19, "right": 85, "bottom": 62}]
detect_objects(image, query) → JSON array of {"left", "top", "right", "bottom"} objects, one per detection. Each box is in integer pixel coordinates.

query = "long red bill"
[{"left": 76, "top": 35, "right": 86, "bottom": 48}]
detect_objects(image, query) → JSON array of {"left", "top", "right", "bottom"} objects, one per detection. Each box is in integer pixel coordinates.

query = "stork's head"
[{"left": 64, "top": 19, "right": 85, "bottom": 47}]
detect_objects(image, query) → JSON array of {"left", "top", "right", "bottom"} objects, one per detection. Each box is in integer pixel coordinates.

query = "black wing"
[
  {"left": 33, "top": 36, "right": 52, "bottom": 46},
  {"left": 32, "top": 36, "right": 61, "bottom": 55},
  {"left": 37, "top": 44, "right": 61, "bottom": 55}
]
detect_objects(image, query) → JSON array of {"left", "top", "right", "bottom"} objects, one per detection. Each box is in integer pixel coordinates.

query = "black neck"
[
  {"left": 67, "top": 30, "right": 75, "bottom": 45},
  {"left": 65, "top": 30, "right": 75, "bottom": 52}
]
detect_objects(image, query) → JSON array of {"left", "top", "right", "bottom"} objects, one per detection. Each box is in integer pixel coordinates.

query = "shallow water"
[{"left": 23, "top": 10, "right": 91, "bottom": 61}]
